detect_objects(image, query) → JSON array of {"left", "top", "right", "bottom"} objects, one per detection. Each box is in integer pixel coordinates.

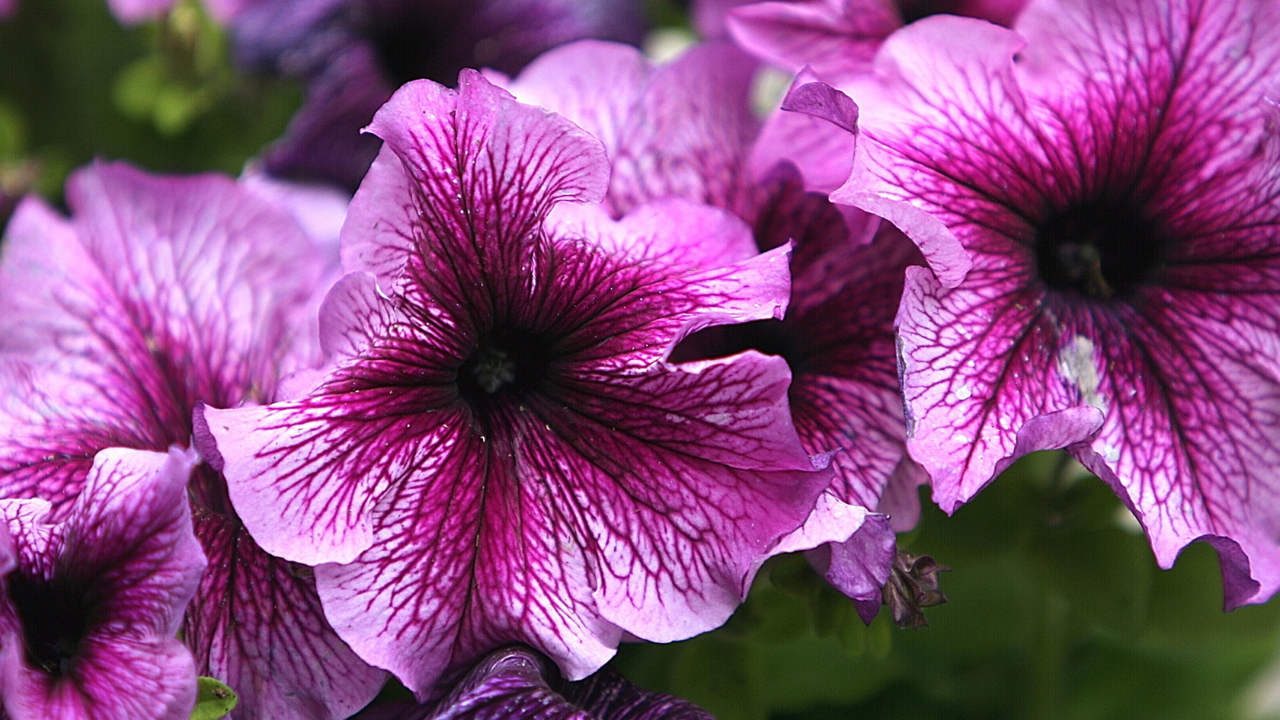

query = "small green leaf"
[
  {"left": 113, "top": 55, "right": 168, "bottom": 122},
  {"left": 190, "top": 677, "right": 237, "bottom": 720}
]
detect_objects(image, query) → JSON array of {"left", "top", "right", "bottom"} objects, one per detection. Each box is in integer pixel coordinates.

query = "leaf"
[{"left": 190, "top": 677, "right": 238, "bottom": 720}]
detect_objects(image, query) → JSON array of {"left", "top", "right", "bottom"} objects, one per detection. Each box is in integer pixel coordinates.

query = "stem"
[{"left": 1029, "top": 592, "right": 1070, "bottom": 720}]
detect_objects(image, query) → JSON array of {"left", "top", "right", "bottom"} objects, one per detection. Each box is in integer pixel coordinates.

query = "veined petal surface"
[
  {"left": 0, "top": 447, "right": 204, "bottom": 720},
  {"left": 206, "top": 72, "right": 831, "bottom": 695},
  {"left": 509, "top": 39, "right": 917, "bottom": 598},
  {"left": 836, "top": 0, "right": 1280, "bottom": 606},
  {"left": 0, "top": 162, "right": 384, "bottom": 719}
]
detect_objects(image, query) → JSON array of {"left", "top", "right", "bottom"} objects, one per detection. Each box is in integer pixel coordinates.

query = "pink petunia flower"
[
  {"left": 0, "top": 162, "right": 386, "bottom": 719},
  {"left": 199, "top": 70, "right": 833, "bottom": 696},
  {"left": 0, "top": 447, "right": 205, "bottom": 720},
  {"left": 505, "top": 41, "right": 925, "bottom": 619},
  {"left": 824, "top": 0, "right": 1280, "bottom": 608}
]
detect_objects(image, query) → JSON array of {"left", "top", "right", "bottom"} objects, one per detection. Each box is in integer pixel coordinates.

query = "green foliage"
[
  {"left": 0, "top": 0, "right": 300, "bottom": 203},
  {"left": 613, "top": 452, "right": 1280, "bottom": 720},
  {"left": 190, "top": 677, "right": 237, "bottom": 720}
]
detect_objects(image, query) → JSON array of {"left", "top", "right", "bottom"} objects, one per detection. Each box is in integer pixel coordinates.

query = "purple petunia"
[
  {"left": 355, "top": 645, "right": 714, "bottom": 720},
  {"left": 229, "top": 0, "right": 646, "bottom": 190},
  {"left": 822, "top": 0, "right": 1280, "bottom": 607},
  {"left": 199, "top": 70, "right": 834, "bottom": 696},
  {"left": 0, "top": 447, "right": 205, "bottom": 720},
  {"left": 504, "top": 41, "right": 924, "bottom": 616},
  {"left": 0, "top": 163, "right": 386, "bottom": 719}
]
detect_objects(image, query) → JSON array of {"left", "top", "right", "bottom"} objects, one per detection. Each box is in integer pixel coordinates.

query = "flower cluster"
[{"left": 2, "top": 0, "right": 1280, "bottom": 717}]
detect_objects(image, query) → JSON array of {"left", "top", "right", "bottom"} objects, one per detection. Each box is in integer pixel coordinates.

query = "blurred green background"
[
  {"left": 614, "top": 452, "right": 1280, "bottom": 720},
  {"left": 4, "top": 1, "right": 1280, "bottom": 718}
]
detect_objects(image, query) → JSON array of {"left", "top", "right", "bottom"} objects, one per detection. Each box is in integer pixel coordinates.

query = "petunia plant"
[
  {"left": 804, "top": 0, "right": 1280, "bottom": 608},
  {"left": 0, "top": 446, "right": 205, "bottom": 720},
  {"left": 199, "top": 70, "right": 835, "bottom": 698},
  {"left": 0, "top": 163, "right": 386, "bottom": 719}
]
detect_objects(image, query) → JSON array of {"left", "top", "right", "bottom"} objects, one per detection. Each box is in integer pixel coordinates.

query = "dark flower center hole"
[
  {"left": 457, "top": 326, "right": 556, "bottom": 410},
  {"left": 1034, "top": 199, "right": 1165, "bottom": 300},
  {"left": 363, "top": 4, "right": 464, "bottom": 87},
  {"left": 671, "top": 319, "right": 806, "bottom": 373},
  {"left": 896, "top": 0, "right": 970, "bottom": 24},
  {"left": 7, "top": 574, "right": 89, "bottom": 677}
]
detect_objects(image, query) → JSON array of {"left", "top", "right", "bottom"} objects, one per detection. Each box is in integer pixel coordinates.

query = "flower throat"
[
  {"left": 1034, "top": 197, "right": 1165, "bottom": 300},
  {"left": 457, "top": 326, "right": 555, "bottom": 411},
  {"left": 8, "top": 574, "right": 88, "bottom": 676}
]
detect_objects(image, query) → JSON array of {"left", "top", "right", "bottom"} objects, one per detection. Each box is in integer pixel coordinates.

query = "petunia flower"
[
  {"left": 719, "top": 0, "right": 1027, "bottom": 211},
  {"left": 228, "top": 0, "right": 646, "bottom": 191},
  {"left": 354, "top": 645, "right": 714, "bottom": 720},
  {"left": 199, "top": 70, "right": 833, "bottom": 696},
  {"left": 0, "top": 446, "right": 205, "bottom": 720},
  {"left": 828, "top": 0, "right": 1280, "bottom": 608},
  {"left": 504, "top": 41, "right": 924, "bottom": 617},
  {"left": 0, "top": 162, "right": 387, "bottom": 718},
  {"left": 725, "top": 0, "right": 1026, "bottom": 84}
]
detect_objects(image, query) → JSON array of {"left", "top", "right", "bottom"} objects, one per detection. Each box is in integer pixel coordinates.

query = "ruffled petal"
[
  {"left": 342, "top": 71, "right": 609, "bottom": 291},
  {"left": 185, "top": 512, "right": 387, "bottom": 720},
  {"left": 0, "top": 447, "right": 204, "bottom": 720},
  {"left": 837, "top": 0, "right": 1280, "bottom": 606}
]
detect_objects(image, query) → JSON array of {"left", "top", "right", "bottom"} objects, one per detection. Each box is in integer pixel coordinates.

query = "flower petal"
[
  {"left": 839, "top": 0, "right": 1280, "bottom": 605},
  {"left": 0, "top": 446, "right": 204, "bottom": 720},
  {"left": 545, "top": 198, "right": 758, "bottom": 273},
  {"left": 728, "top": 0, "right": 898, "bottom": 81},
  {"left": 342, "top": 71, "right": 609, "bottom": 290},
  {"left": 0, "top": 163, "right": 325, "bottom": 514},
  {"left": 504, "top": 41, "right": 759, "bottom": 219},
  {"left": 185, "top": 512, "right": 388, "bottom": 720}
]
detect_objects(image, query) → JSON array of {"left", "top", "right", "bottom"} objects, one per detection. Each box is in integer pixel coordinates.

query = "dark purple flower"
[
  {"left": 0, "top": 446, "right": 205, "bottom": 720},
  {"left": 230, "top": 0, "right": 646, "bottom": 190},
  {"left": 829, "top": 0, "right": 1280, "bottom": 607},
  {"left": 0, "top": 163, "right": 386, "bottom": 718},
  {"left": 355, "top": 646, "right": 714, "bottom": 720},
  {"left": 506, "top": 42, "right": 922, "bottom": 614},
  {"left": 200, "top": 71, "right": 832, "bottom": 696}
]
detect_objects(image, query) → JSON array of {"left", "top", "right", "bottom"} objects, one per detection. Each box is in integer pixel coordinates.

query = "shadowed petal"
[
  {"left": 726, "top": 0, "right": 1027, "bottom": 83},
  {"left": 350, "top": 646, "right": 713, "bottom": 720},
  {"left": 729, "top": 0, "right": 899, "bottom": 82},
  {"left": 503, "top": 41, "right": 759, "bottom": 219}
]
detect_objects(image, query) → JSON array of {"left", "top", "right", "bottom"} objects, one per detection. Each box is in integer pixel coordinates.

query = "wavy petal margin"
[
  {"left": 836, "top": 1, "right": 1280, "bottom": 606},
  {"left": 0, "top": 447, "right": 204, "bottom": 720},
  {"left": 207, "top": 71, "right": 832, "bottom": 695},
  {"left": 0, "top": 162, "right": 380, "bottom": 719}
]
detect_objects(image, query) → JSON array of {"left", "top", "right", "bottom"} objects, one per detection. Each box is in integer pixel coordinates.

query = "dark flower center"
[
  {"left": 1033, "top": 198, "right": 1166, "bottom": 300},
  {"left": 896, "top": 0, "right": 970, "bottom": 24},
  {"left": 671, "top": 319, "right": 807, "bottom": 374},
  {"left": 7, "top": 573, "right": 89, "bottom": 677},
  {"left": 457, "top": 326, "right": 556, "bottom": 411},
  {"left": 362, "top": 4, "right": 466, "bottom": 88}
]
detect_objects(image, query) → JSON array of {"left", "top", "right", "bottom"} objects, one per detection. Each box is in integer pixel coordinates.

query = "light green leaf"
[{"left": 190, "top": 677, "right": 237, "bottom": 720}]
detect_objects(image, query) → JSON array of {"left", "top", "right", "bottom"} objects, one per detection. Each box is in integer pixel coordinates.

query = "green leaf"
[
  {"left": 190, "top": 677, "right": 237, "bottom": 720},
  {"left": 113, "top": 55, "right": 167, "bottom": 121}
]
